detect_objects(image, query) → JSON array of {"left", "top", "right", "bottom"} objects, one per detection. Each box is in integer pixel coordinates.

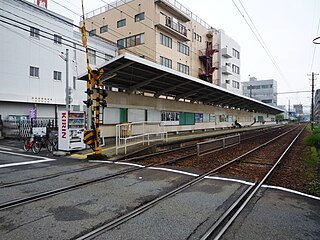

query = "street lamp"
[{"left": 59, "top": 49, "right": 70, "bottom": 111}]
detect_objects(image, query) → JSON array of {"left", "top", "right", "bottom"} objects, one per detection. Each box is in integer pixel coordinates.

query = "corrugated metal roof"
[{"left": 79, "top": 53, "right": 283, "bottom": 115}]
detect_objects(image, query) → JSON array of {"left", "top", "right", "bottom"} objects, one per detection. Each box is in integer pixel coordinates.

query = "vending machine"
[{"left": 58, "top": 111, "right": 86, "bottom": 151}]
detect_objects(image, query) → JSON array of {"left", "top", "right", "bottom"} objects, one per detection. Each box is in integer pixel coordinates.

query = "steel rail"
[
  {"left": 0, "top": 125, "right": 294, "bottom": 211},
  {"left": 121, "top": 125, "right": 287, "bottom": 163},
  {"left": 200, "top": 125, "right": 306, "bottom": 240},
  {"left": 0, "top": 163, "right": 107, "bottom": 188},
  {"left": 74, "top": 125, "right": 301, "bottom": 240}
]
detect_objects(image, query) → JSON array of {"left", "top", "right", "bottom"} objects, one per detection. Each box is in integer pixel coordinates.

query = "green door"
[
  {"left": 179, "top": 112, "right": 195, "bottom": 125},
  {"left": 120, "top": 108, "right": 127, "bottom": 123}
]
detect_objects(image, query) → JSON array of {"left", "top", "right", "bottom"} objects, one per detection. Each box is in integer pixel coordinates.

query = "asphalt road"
[{"left": 0, "top": 143, "right": 319, "bottom": 240}]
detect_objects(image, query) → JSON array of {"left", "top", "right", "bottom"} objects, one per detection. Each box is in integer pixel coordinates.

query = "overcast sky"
[{"left": 29, "top": 0, "right": 320, "bottom": 111}]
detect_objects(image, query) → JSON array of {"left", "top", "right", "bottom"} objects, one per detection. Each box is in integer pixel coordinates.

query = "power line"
[
  {"left": 232, "top": 0, "right": 290, "bottom": 87},
  {"left": 275, "top": 90, "right": 311, "bottom": 95},
  {"left": 0, "top": 16, "right": 110, "bottom": 62},
  {"left": 49, "top": 0, "right": 157, "bottom": 60},
  {"left": 0, "top": 22, "right": 59, "bottom": 55},
  {"left": 309, "top": 3, "right": 320, "bottom": 72}
]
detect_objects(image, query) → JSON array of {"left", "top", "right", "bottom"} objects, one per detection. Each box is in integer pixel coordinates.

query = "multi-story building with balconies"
[{"left": 83, "top": 0, "right": 242, "bottom": 94}]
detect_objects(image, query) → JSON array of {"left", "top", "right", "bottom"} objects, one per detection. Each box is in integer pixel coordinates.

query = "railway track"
[
  {"left": 200, "top": 125, "right": 306, "bottom": 239},
  {"left": 74, "top": 124, "right": 305, "bottom": 240},
  {"left": 0, "top": 125, "right": 281, "bottom": 188},
  {"left": 0, "top": 125, "right": 296, "bottom": 211}
]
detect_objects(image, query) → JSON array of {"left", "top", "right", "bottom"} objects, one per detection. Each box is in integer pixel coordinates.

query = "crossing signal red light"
[{"left": 83, "top": 99, "right": 93, "bottom": 108}]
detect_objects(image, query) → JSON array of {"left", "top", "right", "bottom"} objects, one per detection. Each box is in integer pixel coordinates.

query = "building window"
[
  {"left": 100, "top": 25, "right": 108, "bottom": 33},
  {"left": 232, "top": 80, "right": 240, "bottom": 89},
  {"left": 30, "top": 27, "right": 40, "bottom": 39},
  {"left": 160, "top": 56, "right": 172, "bottom": 68},
  {"left": 161, "top": 111, "right": 180, "bottom": 122},
  {"left": 88, "top": 49, "right": 96, "bottom": 65},
  {"left": 193, "top": 32, "right": 202, "bottom": 42},
  {"left": 53, "top": 34, "right": 62, "bottom": 44},
  {"left": 135, "top": 12, "right": 145, "bottom": 22},
  {"left": 177, "top": 62, "right": 189, "bottom": 75},
  {"left": 160, "top": 33, "right": 172, "bottom": 48},
  {"left": 117, "top": 33, "right": 145, "bottom": 49},
  {"left": 232, "top": 64, "right": 240, "bottom": 74},
  {"left": 232, "top": 48, "right": 240, "bottom": 59},
  {"left": 30, "top": 66, "right": 39, "bottom": 78},
  {"left": 73, "top": 76, "right": 76, "bottom": 90},
  {"left": 53, "top": 71, "right": 62, "bottom": 81},
  {"left": 117, "top": 19, "right": 126, "bottom": 28},
  {"left": 177, "top": 42, "right": 189, "bottom": 56},
  {"left": 262, "top": 99, "right": 272, "bottom": 104},
  {"left": 89, "top": 29, "right": 96, "bottom": 36}
]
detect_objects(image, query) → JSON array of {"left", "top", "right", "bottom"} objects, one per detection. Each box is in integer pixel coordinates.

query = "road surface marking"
[
  {"left": 0, "top": 159, "right": 56, "bottom": 168},
  {"left": 0, "top": 149, "right": 56, "bottom": 168}
]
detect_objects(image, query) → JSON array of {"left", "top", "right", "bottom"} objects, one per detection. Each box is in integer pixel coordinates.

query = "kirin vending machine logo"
[{"left": 61, "top": 112, "right": 67, "bottom": 138}]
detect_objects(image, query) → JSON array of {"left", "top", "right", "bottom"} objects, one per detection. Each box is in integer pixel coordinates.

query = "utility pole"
[
  {"left": 311, "top": 72, "right": 315, "bottom": 130},
  {"left": 60, "top": 49, "right": 70, "bottom": 111},
  {"left": 65, "top": 49, "right": 69, "bottom": 111}
]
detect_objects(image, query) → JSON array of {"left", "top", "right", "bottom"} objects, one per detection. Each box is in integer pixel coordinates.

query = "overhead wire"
[
  {"left": 0, "top": 22, "right": 59, "bottom": 55},
  {"left": 0, "top": 16, "right": 111, "bottom": 62},
  {"left": 81, "top": 0, "right": 215, "bottom": 75},
  {"left": 49, "top": 0, "right": 157, "bottom": 61},
  {"left": 232, "top": 0, "right": 290, "bottom": 87},
  {"left": 309, "top": 0, "right": 319, "bottom": 73},
  {"left": 51, "top": 0, "right": 213, "bottom": 74}
]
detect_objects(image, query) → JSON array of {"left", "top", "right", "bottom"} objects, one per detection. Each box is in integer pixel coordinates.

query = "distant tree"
[{"left": 276, "top": 114, "right": 284, "bottom": 122}]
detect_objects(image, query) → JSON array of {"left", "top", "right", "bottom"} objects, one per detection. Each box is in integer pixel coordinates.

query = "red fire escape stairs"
[{"left": 199, "top": 42, "right": 219, "bottom": 82}]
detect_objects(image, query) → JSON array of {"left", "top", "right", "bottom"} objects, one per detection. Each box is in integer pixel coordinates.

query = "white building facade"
[
  {"left": 213, "top": 30, "right": 242, "bottom": 95},
  {"left": 242, "top": 77, "right": 278, "bottom": 106},
  {"left": 0, "top": 0, "right": 117, "bottom": 121}
]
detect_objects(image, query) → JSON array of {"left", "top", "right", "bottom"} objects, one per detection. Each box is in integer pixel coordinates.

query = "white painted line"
[
  {"left": 0, "top": 159, "right": 56, "bottom": 168},
  {"left": 262, "top": 184, "right": 320, "bottom": 201},
  {"left": 0, "top": 149, "right": 54, "bottom": 161},
  {"left": 148, "top": 167, "right": 199, "bottom": 177},
  {"left": 86, "top": 162, "right": 320, "bottom": 201},
  {"left": 205, "top": 176, "right": 255, "bottom": 186},
  {"left": 88, "top": 160, "right": 114, "bottom": 164},
  {"left": 0, "top": 146, "right": 13, "bottom": 151},
  {"left": 114, "top": 162, "right": 145, "bottom": 168}
]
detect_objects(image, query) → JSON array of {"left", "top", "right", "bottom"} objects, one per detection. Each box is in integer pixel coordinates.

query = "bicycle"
[
  {"left": 23, "top": 135, "right": 36, "bottom": 152},
  {"left": 32, "top": 135, "right": 53, "bottom": 154}
]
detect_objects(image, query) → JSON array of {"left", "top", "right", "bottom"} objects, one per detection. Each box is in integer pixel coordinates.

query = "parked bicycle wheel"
[
  {"left": 32, "top": 140, "right": 42, "bottom": 154},
  {"left": 46, "top": 139, "right": 54, "bottom": 153},
  {"left": 52, "top": 138, "right": 58, "bottom": 151},
  {"left": 23, "top": 138, "right": 33, "bottom": 152}
]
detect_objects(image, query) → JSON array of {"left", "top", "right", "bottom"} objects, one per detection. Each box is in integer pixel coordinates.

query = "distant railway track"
[
  {"left": 0, "top": 125, "right": 284, "bottom": 189},
  {"left": 74, "top": 124, "right": 305, "bottom": 240},
  {"left": 0, "top": 125, "right": 295, "bottom": 211}
]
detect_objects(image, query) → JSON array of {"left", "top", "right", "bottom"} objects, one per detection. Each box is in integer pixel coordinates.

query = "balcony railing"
[{"left": 165, "top": 17, "right": 187, "bottom": 37}]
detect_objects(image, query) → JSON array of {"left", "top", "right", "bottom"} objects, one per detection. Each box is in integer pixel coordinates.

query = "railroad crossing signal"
[{"left": 81, "top": 0, "right": 108, "bottom": 159}]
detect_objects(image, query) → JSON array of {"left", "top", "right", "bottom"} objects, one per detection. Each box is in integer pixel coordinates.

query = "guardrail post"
[
  {"left": 197, "top": 143, "right": 200, "bottom": 156},
  {"left": 124, "top": 138, "right": 127, "bottom": 154}
]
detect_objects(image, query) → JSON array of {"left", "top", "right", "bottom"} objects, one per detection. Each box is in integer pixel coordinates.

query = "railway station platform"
[{"left": 71, "top": 123, "right": 280, "bottom": 160}]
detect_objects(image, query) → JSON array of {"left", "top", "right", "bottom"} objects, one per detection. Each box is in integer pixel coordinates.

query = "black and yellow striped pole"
[{"left": 81, "top": 0, "right": 106, "bottom": 158}]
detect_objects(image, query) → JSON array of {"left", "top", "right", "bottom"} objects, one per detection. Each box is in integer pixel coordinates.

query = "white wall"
[
  {"left": 214, "top": 30, "right": 242, "bottom": 95},
  {"left": 0, "top": 0, "right": 117, "bottom": 119}
]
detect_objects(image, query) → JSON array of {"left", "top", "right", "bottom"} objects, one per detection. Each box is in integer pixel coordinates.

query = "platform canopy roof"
[{"left": 80, "top": 53, "right": 283, "bottom": 115}]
